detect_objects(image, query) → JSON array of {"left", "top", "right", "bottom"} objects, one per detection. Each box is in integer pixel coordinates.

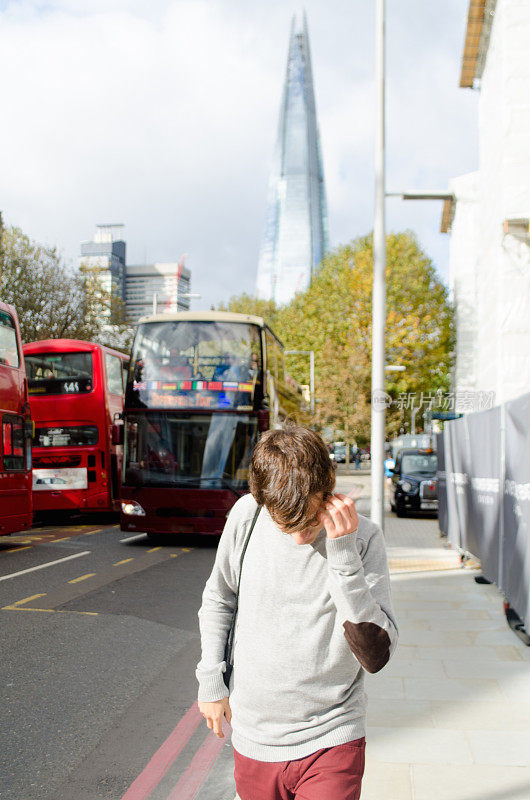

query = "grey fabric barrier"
[
  {"left": 466, "top": 406, "right": 501, "bottom": 585},
  {"left": 436, "top": 433, "right": 448, "bottom": 537},
  {"left": 443, "top": 391, "right": 530, "bottom": 628},
  {"left": 502, "top": 393, "right": 530, "bottom": 628},
  {"left": 444, "top": 415, "right": 469, "bottom": 553}
]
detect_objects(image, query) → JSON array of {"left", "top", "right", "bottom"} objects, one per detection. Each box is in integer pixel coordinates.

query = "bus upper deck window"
[{"left": 0, "top": 312, "right": 20, "bottom": 368}]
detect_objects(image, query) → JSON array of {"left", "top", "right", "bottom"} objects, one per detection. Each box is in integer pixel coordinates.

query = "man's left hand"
[{"left": 318, "top": 493, "right": 359, "bottom": 539}]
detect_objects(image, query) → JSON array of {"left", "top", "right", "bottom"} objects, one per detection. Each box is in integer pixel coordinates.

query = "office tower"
[
  {"left": 256, "top": 14, "right": 329, "bottom": 305},
  {"left": 79, "top": 224, "right": 127, "bottom": 304},
  {"left": 125, "top": 259, "right": 191, "bottom": 324}
]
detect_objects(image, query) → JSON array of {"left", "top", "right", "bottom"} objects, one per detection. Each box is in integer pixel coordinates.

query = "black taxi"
[{"left": 390, "top": 448, "right": 438, "bottom": 517}]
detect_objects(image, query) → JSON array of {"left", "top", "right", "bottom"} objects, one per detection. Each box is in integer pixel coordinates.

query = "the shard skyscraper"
[{"left": 256, "top": 14, "right": 329, "bottom": 305}]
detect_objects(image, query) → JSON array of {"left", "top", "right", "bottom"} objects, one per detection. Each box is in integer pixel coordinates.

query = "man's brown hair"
[{"left": 249, "top": 425, "right": 335, "bottom": 532}]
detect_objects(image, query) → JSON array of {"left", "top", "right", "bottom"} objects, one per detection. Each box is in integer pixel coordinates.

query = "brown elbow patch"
[{"left": 343, "top": 621, "right": 391, "bottom": 673}]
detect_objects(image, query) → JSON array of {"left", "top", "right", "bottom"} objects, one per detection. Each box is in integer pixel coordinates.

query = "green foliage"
[
  {"left": 217, "top": 293, "right": 279, "bottom": 330},
  {"left": 0, "top": 224, "right": 132, "bottom": 351},
  {"left": 220, "top": 231, "right": 454, "bottom": 443}
]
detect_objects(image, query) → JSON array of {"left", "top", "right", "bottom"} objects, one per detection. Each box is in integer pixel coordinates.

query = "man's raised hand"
[{"left": 318, "top": 493, "right": 359, "bottom": 539}]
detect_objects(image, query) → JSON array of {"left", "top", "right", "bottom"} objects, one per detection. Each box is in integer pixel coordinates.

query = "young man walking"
[{"left": 196, "top": 426, "right": 398, "bottom": 800}]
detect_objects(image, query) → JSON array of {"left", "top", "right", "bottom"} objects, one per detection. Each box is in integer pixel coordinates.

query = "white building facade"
[{"left": 446, "top": 0, "right": 530, "bottom": 408}]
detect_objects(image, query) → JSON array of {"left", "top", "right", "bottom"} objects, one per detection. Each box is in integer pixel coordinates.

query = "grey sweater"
[{"left": 196, "top": 494, "right": 398, "bottom": 762}]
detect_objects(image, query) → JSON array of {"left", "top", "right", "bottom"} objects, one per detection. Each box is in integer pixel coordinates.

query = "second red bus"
[{"left": 23, "top": 339, "right": 128, "bottom": 515}]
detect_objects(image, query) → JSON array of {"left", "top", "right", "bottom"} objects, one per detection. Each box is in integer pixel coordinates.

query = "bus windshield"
[
  {"left": 26, "top": 352, "right": 93, "bottom": 395},
  {"left": 124, "top": 412, "right": 258, "bottom": 489},
  {"left": 127, "top": 320, "right": 262, "bottom": 410}
]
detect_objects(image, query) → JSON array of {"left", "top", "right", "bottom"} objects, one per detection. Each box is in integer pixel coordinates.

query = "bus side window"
[
  {"left": 266, "top": 334, "right": 285, "bottom": 385},
  {"left": 266, "top": 333, "right": 277, "bottom": 379},
  {"left": 122, "top": 360, "right": 129, "bottom": 393},
  {"left": 276, "top": 341, "right": 285, "bottom": 385},
  {"left": 3, "top": 416, "right": 25, "bottom": 471},
  {"left": 106, "top": 354, "right": 125, "bottom": 395}
]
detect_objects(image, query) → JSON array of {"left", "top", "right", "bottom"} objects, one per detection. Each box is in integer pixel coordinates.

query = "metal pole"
[
  {"left": 411, "top": 405, "right": 416, "bottom": 435},
  {"left": 152, "top": 292, "right": 158, "bottom": 315},
  {"left": 370, "top": 0, "right": 386, "bottom": 530},
  {"left": 310, "top": 350, "right": 315, "bottom": 415}
]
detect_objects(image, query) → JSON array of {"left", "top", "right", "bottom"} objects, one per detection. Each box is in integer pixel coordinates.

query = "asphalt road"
[
  {"left": 0, "top": 517, "right": 232, "bottom": 800},
  {"left": 0, "top": 475, "right": 367, "bottom": 800}
]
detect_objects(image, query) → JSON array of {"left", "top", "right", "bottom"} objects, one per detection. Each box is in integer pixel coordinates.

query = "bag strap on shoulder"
[{"left": 236, "top": 503, "right": 262, "bottom": 594}]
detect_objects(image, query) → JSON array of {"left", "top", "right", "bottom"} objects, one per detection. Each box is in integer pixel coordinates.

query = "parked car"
[
  {"left": 330, "top": 442, "right": 356, "bottom": 463},
  {"left": 390, "top": 448, "right": 438, "bottom": 517}
]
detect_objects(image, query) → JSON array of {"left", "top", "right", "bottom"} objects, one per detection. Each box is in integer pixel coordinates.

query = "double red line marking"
[{"left": 121, "top": 701, "right": 228, "bottom": 800}]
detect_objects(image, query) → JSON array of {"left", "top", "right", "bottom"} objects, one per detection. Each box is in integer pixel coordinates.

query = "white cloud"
[{"left": 0, "top": 0, "right": 477, "bottom": 309}]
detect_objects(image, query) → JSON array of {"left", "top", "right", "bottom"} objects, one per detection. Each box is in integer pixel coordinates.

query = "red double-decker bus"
[
  {"left": 23, "top": 340, "right": 129, "bottom": 515},
  {"left": 0, "top": 301, "right": 33, "bottom": 536},
  {"left": 120, "top": 311, "right": 303, "bottom": 540}
]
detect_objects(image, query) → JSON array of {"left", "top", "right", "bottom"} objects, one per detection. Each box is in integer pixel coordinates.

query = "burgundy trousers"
[{"left": 233, "top": 738, "right": 366, "bottom": 800}]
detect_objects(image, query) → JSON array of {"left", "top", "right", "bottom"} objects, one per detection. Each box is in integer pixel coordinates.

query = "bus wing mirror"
[
  {"left": 24, "top": 419, "right": 35, "bottom": 439},
  {"left": 112, "top": 422, "right": 124, "bottom": 445}
]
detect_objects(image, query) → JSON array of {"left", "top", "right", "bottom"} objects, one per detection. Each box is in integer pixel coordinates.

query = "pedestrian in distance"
[{"left": 196, "top": 425, "right": 398, "bottom": 800}]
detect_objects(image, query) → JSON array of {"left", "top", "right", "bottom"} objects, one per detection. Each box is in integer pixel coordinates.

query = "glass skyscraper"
[{"left": 256, "top": 14, "right": 329, "bottom": 305}]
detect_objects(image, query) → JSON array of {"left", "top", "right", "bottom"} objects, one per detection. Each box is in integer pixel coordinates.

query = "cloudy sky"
[{"left": 0, "top": 0, "right": 477, "bottom": 309}]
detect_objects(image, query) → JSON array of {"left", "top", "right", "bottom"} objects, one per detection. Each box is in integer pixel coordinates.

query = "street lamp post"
[
  {"left": 371, "top": 0, "right": 386, "bottom": 530},
  {"left": 285, "top": 350, "right": 315, "bottom": 414}
]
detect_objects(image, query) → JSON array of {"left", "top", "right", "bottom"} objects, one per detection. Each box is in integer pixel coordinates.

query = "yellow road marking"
[
  {"left": 5, "top": 546, "right": 32, "bottom": 553},
  {"left": 68, "top": 573, "right": 96, "bottom": 584},
  {"left": 9, "top": 593, "right": 47, "bottom": 608},
  {"left": 170, "top": 554, "right": 180, "bottom": 558},
  {"left": 114, "top": 558, "right": 134, "bottom": 566},
  {"left": 60, "top": 610, "right": 99, "bottom": 616},
  {"left": 2, "top": 606, "right": 99, "bottom": 615},
  {"left": 181, "top": 547, "right": 192, "bottom": 552},
  {"left": 54, "top": 537, "right": 71, "bottom": 542},
  {"left": 84, "top": 529, "right": 102, "bottom": 535},
  {"left": 147, "top": 547, "right": 161, "bottom": 553},
  {"left": 3, "top": 606, "right": 56, "bottom": 613}
]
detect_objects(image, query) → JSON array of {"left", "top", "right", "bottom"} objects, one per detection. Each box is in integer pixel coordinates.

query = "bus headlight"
[{"left": 121, "top": 500, "right": 146, "bottom": 516}]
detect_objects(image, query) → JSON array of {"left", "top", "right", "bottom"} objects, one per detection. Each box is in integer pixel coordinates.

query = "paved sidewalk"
[
  {"left": 361, "top": 482, "right": 530, "bottom": 800},
  {"left": 227, "top": 473, "right": 530, "bottom": 800}
]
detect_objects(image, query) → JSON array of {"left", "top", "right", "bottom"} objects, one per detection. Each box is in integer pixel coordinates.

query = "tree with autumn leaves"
[
  {"left": 220, "top": 231, "right": 454, "bottom": 445},
  {"left": 0, "top": 217, "right": 131, "bottom": 351}
]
